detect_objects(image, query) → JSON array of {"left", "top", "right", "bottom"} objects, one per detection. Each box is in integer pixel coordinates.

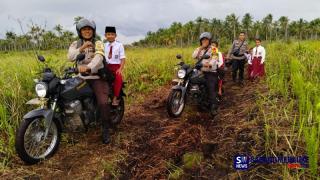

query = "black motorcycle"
[
  {"left": 166, "top": 54, "right": 221, "bottom": 118},
  {"left": 15, "top": 54, "right": 125, "bottom": 164}
]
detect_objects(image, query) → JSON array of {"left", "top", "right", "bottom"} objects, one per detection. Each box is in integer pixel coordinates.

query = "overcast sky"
[{"left": 1, "top": 0, "right": 319, "bottom": 44}]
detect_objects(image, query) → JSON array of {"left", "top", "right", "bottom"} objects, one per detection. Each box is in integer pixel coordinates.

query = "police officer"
[
  {"left": 67, "top": 18, "right": 111, "bottom": 144},
  {"left": 192, "top": 32, "right": 223, "bottom": 114},
  {"left": 226, "top": 32, "right": 249, "bottom": 85}
]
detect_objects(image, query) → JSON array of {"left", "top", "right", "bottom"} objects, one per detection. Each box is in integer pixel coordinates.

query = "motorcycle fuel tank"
[{"left": 61, "top": 77, "right": 93, "bottom": 101}]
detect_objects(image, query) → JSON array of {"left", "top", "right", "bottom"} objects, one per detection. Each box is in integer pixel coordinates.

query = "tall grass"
[
  {"left": 0, "top": 47, "right": 196, "bottom": 167},
  {"left": 265, "top": 41, "right": 320, "bottom": 176}
]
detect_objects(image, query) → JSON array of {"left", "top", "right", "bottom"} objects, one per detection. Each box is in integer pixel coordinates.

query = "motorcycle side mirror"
[
  {"left": 176, "top": 54, "right": 182, "bottom": 59},
  {"left": 76, "top": 53, "right": 85, "bottom": 62},
  {"left": 201, "top": 54, "right": 210, "bottom": 60},
  {"left": 37, "top": 55, "right": 45, "bottom": 62}
]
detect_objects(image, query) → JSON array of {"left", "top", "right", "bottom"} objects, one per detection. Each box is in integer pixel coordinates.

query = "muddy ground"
[{"left": 1, "top": 69, "right": 270, "bottom": 179}]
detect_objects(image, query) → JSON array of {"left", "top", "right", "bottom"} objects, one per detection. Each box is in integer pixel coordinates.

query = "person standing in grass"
[
  {"left": 104, "top": 26, "right": 126, "bottom": 106},
  {"left": 250, "top": 38, "right": 266, "bottom": 80},
  {"left": 226, "top": 32, "right": 249, "bottom": 85}
]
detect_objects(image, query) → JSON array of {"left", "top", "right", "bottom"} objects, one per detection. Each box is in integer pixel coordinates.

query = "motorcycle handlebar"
[{"left": 64, "top": 67, "right": 78, "bottom": 75}]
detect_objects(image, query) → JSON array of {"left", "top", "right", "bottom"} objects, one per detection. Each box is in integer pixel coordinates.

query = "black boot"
[
  {"left": 238, "top": 79, "right": 244, "bottom": 87},
  {"left": 232, "top": 74, "right": 237, "bottom": 83},
  {"left": 209, "top": 104, "right": 218, "bottom": 117},
  {"left": 102, "top": 127, "right": 110, "bottom": 144}
]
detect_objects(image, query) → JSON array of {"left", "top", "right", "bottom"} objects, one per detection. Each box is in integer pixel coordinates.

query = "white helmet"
[
  {"left": 76, "top": 18, "right": 96, "bottom": 39},
  {"left": 199, "top": 32, "right": 212, "bottom": 44}
]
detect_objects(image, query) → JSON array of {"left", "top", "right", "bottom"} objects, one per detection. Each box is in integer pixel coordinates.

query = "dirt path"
[
  {"left": 118, "top": 71, "right": 267, "bottom": 179},
  {"left": 1, "top": 69, "right": 267, "bottom": 179}
]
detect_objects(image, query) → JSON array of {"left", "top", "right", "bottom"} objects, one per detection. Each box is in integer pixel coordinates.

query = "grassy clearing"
[
  {"left": 260, "top": 40, "right": 320, "bottom": 178},
  {"left": 1, "top": 41, "right": 319, "bottom": 179},
  {"left": 0, "top": 47, "right": 197, "bottom": 168}
]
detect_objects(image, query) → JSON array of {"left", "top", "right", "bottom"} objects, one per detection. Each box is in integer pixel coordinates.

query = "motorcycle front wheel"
[
  {"left": 166, "top": 89, "right": 185, "bottom": 118},
  {"left": 15, "top": 117, "right": 61, "bottom": 164}
]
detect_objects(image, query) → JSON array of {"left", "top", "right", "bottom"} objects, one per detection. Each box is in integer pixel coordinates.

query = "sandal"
[{"left": 112, "top": 98, "right": 120, "bottom": 106}]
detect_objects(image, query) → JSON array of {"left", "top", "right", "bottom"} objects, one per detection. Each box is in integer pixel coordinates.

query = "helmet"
[
  {"left": 199, "top": 32, "right": 212, "bottom": 42},
  {"left": 76, "top": 18, "right": 96, "bottom": 39}
]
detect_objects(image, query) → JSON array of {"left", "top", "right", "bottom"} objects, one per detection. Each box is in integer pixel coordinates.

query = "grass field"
[
  {"left": 263, "top": 41, "right": 320, "bottom": 177},
  {"left": 0, "top": 47, "right": 196, "bottom": 168},
  {"left": 0, "top": 41, "right": 319, "bottom": 177}
]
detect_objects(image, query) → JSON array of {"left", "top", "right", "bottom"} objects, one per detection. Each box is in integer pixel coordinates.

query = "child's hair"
[
  {"left": 246, "top": 47, "right": 253, "bottom": 53},
  {"left": 212, "top": 40, "right": 219, "bottom": 47}
]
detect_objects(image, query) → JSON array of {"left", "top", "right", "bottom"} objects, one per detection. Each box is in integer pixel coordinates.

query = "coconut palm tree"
[
  {"left": 279, "top": 16, "right": 289, "bottom": 41},
  {"left": 241, "top": 13, "right": 253, "bottom": 39},
  {"left": 73, "top": 16, "right": 84, "bottom": 25},
  {"left": 262, "top": 14, "right": 273, "bottom": 41},
  {"left": 225, "top": 13, "right": 239, "bottom": 40}
]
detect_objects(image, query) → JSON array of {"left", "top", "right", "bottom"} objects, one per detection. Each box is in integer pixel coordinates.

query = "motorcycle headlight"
[
  {"left": 177, "top": 69, "right": 186, "bottom": 79},
  {"left": 35, "top": 83, "right": 48, "bottom": 98}
]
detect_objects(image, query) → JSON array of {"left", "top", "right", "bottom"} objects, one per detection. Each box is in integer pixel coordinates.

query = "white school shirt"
[
  {"left": 252, "top": 45, "right": 266, "bottom": 64},
  {"left": 104, "top": 41, "right": 126, "bottom": 64},
  {"left": 245, "top": 53, "right": 252, "bottom": 64},
  {"left": 215, "top": 52, "right": 224, "bottom": 68}
]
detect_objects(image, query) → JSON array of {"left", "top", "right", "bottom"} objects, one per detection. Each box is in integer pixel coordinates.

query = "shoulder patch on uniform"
[
  {"left": 95, "top": 41, "right": 104, "bottom": 49},
  {"left": 95, "top": 41, "right": 105, "bottom": 56}
]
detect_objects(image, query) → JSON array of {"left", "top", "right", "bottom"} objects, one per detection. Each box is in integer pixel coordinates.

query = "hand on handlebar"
[
  {"left": 64, "top": 67, "right": 77, "bottom": 74},
  {"left": 78, "top": 65, "right": 91, "bottom": 75}
]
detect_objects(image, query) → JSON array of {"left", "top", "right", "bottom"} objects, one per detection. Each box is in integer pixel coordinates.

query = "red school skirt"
[{"left": 250, "top": 57, "right": 265, "bottom": 79}]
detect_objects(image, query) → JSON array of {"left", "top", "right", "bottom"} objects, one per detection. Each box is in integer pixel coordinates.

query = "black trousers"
[
  {"left": 232, "top": 59, "right": 246, "bottom": 81},
  {"left": 204, "top": 72, "right": 218, "bottom": 105}
]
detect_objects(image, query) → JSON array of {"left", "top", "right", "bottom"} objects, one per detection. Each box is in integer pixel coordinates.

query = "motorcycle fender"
[
  {"left": 171, "top": 85, "right": 185, "bottom": 91},
  {"left": 26, "top": 98, "right": 42, "bottom": 105},
  {"left": 171, "top": 85, "right": 187, "bottom": 103},
  {"left": 23, "top": 108, "right": 53, "bottom": 121}
]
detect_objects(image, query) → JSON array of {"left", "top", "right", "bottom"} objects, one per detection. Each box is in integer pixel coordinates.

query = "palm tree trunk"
[{"left": 285, "top": 24, "right": 288, "bottom": 41}]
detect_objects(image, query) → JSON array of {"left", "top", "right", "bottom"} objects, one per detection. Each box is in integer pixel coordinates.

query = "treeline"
[
  {"left": 1, "top": 14, "right": 319, "bottom": 51},
  {"left": 0, "top": 24, "right": 77, "bottom": 51},
  {"left": 132, "top": 13, "right": 320, "bottom": 47},
  {"left": 0, "top": 16, "right": 88, "bottom": 51}
]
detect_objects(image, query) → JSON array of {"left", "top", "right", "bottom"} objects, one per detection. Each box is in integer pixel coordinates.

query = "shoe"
[
  {"left": 102, "top": 128, "right": 110, "bottom": 144},
  {"left": 238, "top": 80, "right": 244, "bottom": 87},
  {"left": 209, "top": 104, "right": 218, "bottom": 117}
]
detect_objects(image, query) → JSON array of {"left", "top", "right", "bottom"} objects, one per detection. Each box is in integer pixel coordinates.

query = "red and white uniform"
[
  {"left": 104, "top": 41, "right": 126, "bottom": 97},
  {"left": 250, "top": 45, "right": 266, "bottom": 79}
]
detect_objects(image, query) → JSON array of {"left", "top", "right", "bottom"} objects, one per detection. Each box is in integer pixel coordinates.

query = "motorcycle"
[
  {"left": 166, "top": 54, "right": 223, "bottom": 118},
  {"left": 15, "top": 54, "right": 125, "bottom": 164}
]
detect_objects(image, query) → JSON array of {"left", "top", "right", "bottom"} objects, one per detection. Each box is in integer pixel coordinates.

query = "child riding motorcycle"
[{"left": 104, "top": 26, "right": 126, "bottom": 106}]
